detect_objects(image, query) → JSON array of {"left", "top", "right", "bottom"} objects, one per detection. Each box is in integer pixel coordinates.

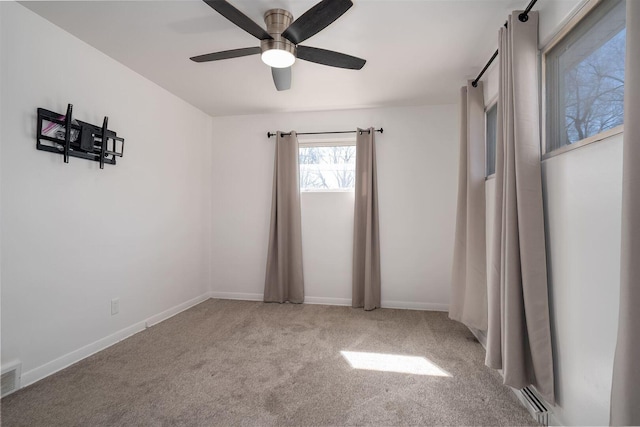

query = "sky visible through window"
[{"left": 299, "top": 146, "right": 356, "bottom": 191}]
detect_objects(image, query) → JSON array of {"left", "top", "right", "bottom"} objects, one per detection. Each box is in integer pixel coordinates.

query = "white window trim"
[
  {"left": 485, "top": 95, "right": 498, "bottom": 113},
  {"left": 540, "top": 0, "right": 603, "bottom": 54},
  {"left": 541, "top": 125, "right": 623, "bottom": 161},
  {"left": 485, "top": 98, "right": 498, "bottom": 179},
  {"left": 540, "top": 0, "right": 624, "bottom": 159},
  {"left": 298, "top": 136, "right": 356, "bottom": 147}
]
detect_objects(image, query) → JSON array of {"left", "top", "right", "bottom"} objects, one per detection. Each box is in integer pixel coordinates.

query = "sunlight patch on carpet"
[{"left": 340, "top": 351, "right": 451, "bottom": 377}]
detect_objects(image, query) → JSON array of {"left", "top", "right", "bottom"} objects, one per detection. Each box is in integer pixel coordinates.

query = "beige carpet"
[{"left": 1, "top": 299, "right": 537, "bottom": 426}]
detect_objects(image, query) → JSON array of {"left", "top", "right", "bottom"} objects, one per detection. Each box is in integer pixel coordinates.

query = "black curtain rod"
[
  {"left": 471, "top": 0, "right": 539, "bottom": 88},
  {"left": 267, "top": 128, "right": 383, "bottom": 138}
]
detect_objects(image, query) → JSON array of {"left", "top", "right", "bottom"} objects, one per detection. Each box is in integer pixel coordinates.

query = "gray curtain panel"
[
  {"left": 264, "top": 131, "right": 304, "bottom": 304},
  {"left": 485, "top": 11, "right": 555, "bottom": 404},
  {"left": 610, "top": 1, "right": 640, "bottom": 424},
  {"left": 352, "top": 127, "right": 381, "bottom": 311},
  {"left": 450, "top": 81, "right": 488, "bottom": 331}
]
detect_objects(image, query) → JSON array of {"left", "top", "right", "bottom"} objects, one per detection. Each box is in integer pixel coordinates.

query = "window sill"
[{"left": 542, "top": 125, "right": 623, "bottom": 161}]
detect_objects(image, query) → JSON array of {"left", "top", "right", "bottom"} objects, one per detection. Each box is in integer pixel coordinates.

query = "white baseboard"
[
  {"left": 381, "top": 300, "right": 449, "bottom": 312},
  {"left": 305, "top": 296, "right": 351, "bottom": 306},
  {"left": 145, "top": 293, "right": 211, "bottom": 328},
  {"left": 468, "top": 327, "right": 488, "bottom": 348},
  {"left": 18, "top": 292, "right": 448, "bottom": 391},
  {"left": 20, "top": 321, "right": 146, "bottom": 388},
  {"left": 210, "top": 291, "right": 449, "bottom": 312},
  {"left": 20, "top": 292, "right": 211, "bottom": 389},
  {"left": 209, "top": 291, "right": 263, "bottom": 301}
]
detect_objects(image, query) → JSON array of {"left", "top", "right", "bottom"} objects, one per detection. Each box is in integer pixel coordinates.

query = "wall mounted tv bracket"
[{"left": 36, "top": 104, "right": 125, "bottom": 169}]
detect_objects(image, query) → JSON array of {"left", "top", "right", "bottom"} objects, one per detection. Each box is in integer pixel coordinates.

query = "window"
[
  {"left": 299, "top": 143, "right": 356, "bottom": 191},
  {"left": 545, "top": 0, "right": 626, "bottom": 153},
  {"left": 486, "top": 103, "right": 497, "bottom": 176}
]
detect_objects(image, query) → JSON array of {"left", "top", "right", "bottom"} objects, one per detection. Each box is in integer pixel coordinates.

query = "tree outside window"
[
  {"left": 299, "top": 145, "right": 356, "bottom": 191},
  {"left": 546, "top": 0, "right": 626, "bottom": 152},
  {"left": 561, "top": 28, "right": 625, "bottom": 145}
]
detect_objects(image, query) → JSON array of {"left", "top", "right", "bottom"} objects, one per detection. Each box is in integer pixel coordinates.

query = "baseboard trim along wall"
[
  {"left": 468, "top": 327, "right": 488, "bottom": 348},
  {"left": 468, "top": 325, "right": 557, "bottom": 427},
  {"left": 18, "top": 292, "right": 448, "bottom": 391},
  {"left": 19, "top": 292, "right": 211, "bottom": 390},
  {"left": 20, "top": 322, "right": 147, "bottom": 389},
  {"left": 381, "top": 300, "right": 449, "bottom": 312},
  {"left": 304, "top": 296, "right": 352, "bottom": 306},
  {"left": 209, "top": 291, "right": 449, "bottom": 312},
  {"left": 145, "top": 293, "right": 211, "bottom": 328},
  {"left": 209, "top": 291, "right": 264, "bottom": 301}
]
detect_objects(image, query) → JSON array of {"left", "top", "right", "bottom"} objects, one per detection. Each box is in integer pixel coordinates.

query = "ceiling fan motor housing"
[{"left": 261, "top": 9, "right": 296, "bottom": 58}]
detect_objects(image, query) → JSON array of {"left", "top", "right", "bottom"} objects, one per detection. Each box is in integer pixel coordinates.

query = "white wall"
[
  {"left": 480, "top": 1, "right": 622, "bottom": 425},
  {"left": 0, "top": 2, "right": 212, "bottom": 387},
  {"left": 210, "top": 105, "right": 459, "bottom": 310},
  {"left": 542, "top": 137, "right": 622, "bottom": 426},
  {"left": 300, "top": 191, "right": 355, "bottom": 305},
  {"left": 484, "top": 135, "right": 622, "bottom": 427}
]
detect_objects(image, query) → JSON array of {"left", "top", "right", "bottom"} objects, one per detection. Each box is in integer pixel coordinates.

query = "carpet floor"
[{"left": 1, "top": 299, "right": 537, "bottom": 426}]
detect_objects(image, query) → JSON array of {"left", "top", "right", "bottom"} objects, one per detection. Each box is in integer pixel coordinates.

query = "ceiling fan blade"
[
  {"left": 203, "top": 0, "right": 272, "bottom": 40},
  {"left": 272, "top": 67, "right": 292, "bottom": 91},
  {"left": 281, "top": 0, "right": 353, "bottom": 45},
  {"left": 190, "top": 47, "right": 261, "bottom": 63},
  {"left": 297, "top": 46, "right": 366, "bottom": 70}
]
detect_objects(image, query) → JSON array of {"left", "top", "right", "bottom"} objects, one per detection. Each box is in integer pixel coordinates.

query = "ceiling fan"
[{"left": 190, "top": 0, "right": 366, "bottom": 91}]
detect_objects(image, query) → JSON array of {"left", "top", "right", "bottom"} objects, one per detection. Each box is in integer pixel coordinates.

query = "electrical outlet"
[{"left": 111, "top": 298, "right": 120, "bottom": 316}]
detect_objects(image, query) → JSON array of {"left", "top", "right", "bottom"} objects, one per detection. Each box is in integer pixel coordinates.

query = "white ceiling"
[{"left": 21, "top": 0, "right": 564, "bottom": 117}]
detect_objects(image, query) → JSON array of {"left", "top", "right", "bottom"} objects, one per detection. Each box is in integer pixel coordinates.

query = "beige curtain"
[
  {"left": 610, "top": 1, "right": 640, "bottom": 424},
  {"left": 264, "top": 131, "right": 304, "bottom": 304},
  {"left": 485, "top": 11, "right": 555, "bottom": 404},
  {"left": 352, "top": 127, "right": 381, "bottom": 311},
  {"left": 450, "top": 81, "right": 488, "bottom": 331}
]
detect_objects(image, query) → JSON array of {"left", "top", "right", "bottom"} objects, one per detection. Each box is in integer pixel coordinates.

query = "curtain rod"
[
  {"left": 471, "top": 0, "right": 539, "bottom": 88},
  {"left": 267, "top": 128, "right": 383, "bottom": 138}
]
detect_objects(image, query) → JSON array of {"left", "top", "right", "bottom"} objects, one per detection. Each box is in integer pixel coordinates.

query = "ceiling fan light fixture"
[
  {"left": 191, "top": 1, "right": 366, "bottom": 91},
  {"left": 261, "top": 48, "right": 296, "bottom": 68}
]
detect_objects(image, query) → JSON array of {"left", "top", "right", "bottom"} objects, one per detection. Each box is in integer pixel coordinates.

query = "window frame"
[
  {"left": 485, "top": 97, "right": 498, "bottom": 179},
  {"left": 541, "top": 0, "right": 625, "bottom": 160},
  {"left": 298, "top": 137, "right": 357, "bottom": 193}
]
